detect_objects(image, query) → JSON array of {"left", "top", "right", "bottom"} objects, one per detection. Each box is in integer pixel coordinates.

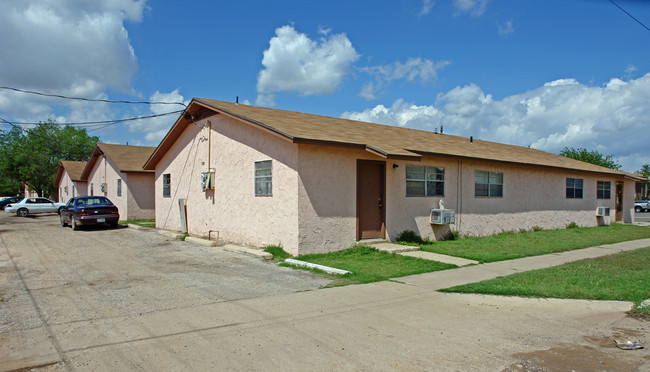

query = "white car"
[
  {"left": 635, "top": 200, "right": 650, "bottom": 213},
  {"left": 4, "top": 197, "right": 66, "bottom": 217}
]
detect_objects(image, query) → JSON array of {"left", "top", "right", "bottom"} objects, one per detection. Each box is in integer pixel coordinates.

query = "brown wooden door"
[
  {"left": 357, "top": 160, "right": 386, "bottom": 240},
  {"left": 615, "top": 181, "right": 623, "bottom": 221}
]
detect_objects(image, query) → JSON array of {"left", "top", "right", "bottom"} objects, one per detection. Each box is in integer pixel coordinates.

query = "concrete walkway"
[
  {"left": 368, "top": 241, "right": 479, "bottom": 266},
  {"left": 396, "top": 238, "right": 650, "bottom": 290}
]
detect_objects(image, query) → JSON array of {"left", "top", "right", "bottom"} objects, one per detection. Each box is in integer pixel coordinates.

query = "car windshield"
[{"left": 76, "top": 197, "right": 112, "bottom": 207}]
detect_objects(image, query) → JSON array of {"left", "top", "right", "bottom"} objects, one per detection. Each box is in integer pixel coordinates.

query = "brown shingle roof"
[
  {"left": 61, "top": 161, "right": 86, "bottom": 181},
  {"left": 54, "top": 160, "right": 87, "bottom": 186},
  {"left": 144, "top": 98, "right": 640, "bottom": 179},
  {"left": 82, "top": 143, "right": 155, "bottom": 179}
]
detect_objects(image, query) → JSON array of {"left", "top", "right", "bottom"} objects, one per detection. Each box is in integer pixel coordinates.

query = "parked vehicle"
[
  {"left": 59, "top": 196, "right": 120, "bottom": 230},
  {"left": 0, "top": 196, "right": 22, "bottom": 210},
  {"left": 635, "top": 200, "right": 650, "bottom": 213},
  {"left": 4, "top": 197, "right": 66, "bottom": 217}
]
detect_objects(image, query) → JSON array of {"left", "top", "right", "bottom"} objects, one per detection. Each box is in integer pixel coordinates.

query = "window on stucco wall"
[
  {"left": 406, "top": 165, "right": 444, "bottom": 196},
  {"left": 566, "top": 178, "right": 583, "bottom": 199},
  {"left": 163, "top": 174, "right": 171, "bottom": 197},
  {"left": 597, "top": 180, "right": 611, "bottom": 199},
  {"left": 90, "top": 183, "right": 94, "bottom": 196},
  {"left": 475, "top": 170, "right": 503, "bottom": 197},
  {"left": 255, "top": 160, "right": 272, "bottom": 196},
  {"left": 117, "top": 179, "right": 122, "bottom": 197}
]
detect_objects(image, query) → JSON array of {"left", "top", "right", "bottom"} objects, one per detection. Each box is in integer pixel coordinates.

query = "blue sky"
[{"left": 1, "top": 0, "right": 649, "bottom": 172}]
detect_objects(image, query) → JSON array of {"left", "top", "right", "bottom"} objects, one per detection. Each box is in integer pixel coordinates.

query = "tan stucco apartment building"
[
  {"left": 144, "top": 98, "right": 641, "bottom": 256},
  {"left": 81, "top": 143, "right": 155, "bottom": 220}
]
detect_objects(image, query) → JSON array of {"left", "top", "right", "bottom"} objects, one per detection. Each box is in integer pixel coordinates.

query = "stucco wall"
[
  {"left": 296, "top": 147, "right": 633, "bottom": 253},
  {"left": 86, "top": 156, "right": 154, "bottom": 220},
  {"left": 57, "top": 171, "right": 85, "bottom": 202},
  {"left": 87, "top": 156, "right": 126, "bottom": 215},
  {"left": 154, "top": 114, "right": 300, "bottom": 253},
  {"left": 125, "top": 173, "right": 155, "bottom": 219},
  {"left": 387, "top": 157, "right": 629, "bottom": 240},
  {"left": 297, "top": 145, "right": 380, "bottom": 254}
]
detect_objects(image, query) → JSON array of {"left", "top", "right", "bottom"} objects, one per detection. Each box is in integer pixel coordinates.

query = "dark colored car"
[
  {"left": 59, "top": 196, "right": 120, "bottom": 230},
  {"left": 0, "top": 196, "right": 21, "bottom": 210}
]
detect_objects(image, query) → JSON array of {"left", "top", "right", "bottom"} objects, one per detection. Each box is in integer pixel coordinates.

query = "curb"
[
  {"left": 127, "top": 224, "right": 147, "bottom": 230},
  {"left": 284, "top": 259, "right": 351, "bottom": 275},
  {"left": 157, "top": 230, "right": 183, "bottom": 240},
  {"left": 224, "top": 244, "right": 273, "bottom": 260},
  {"left": 185, "top": 236, "right": 218, "bottom": 247}
]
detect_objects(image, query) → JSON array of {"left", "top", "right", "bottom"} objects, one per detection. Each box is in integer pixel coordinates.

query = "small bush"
[
  {"left": 396, "top": 230, "right": 425, "bottom": 244},
  {"left": 442, "top": 230, "right": 460, "bottom": 241},
  {"left": 180, "top": 232, "right": 189, "bottom": 241},
  {"left": 567, "top": 222, "right": 578, "bottom": 229}
]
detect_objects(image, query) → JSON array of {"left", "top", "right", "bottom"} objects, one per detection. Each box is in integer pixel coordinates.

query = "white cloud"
[
  {"left": 0, "top": 0, "right": 146, "bottom": 124},
  {"left": 128, "top": 89, "right": 189, "bottom": 144},
  {"left": 624, "top": 64, "right": 638, "bottom": 79},
  {"left": 342, "top": 74, "right": 650, "bottom": 172},
  {"left": 359, "top": 58, "right": 450, "bottom": 100},
  {"left": 256, "top": 25, "right": 359, "bottom": 106},
  {"left": 453, "top": 0, "right": 489, "bottom": 16},
  {"left": 497, "top": 20, "right": 514, "bottom": 36},
  {"left": 420, "top": 0, "right": 435, "bottom": 16}
]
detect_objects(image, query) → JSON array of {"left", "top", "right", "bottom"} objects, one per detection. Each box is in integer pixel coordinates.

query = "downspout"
[
  {"left": 104, "top": 155, "right": 107, "bottom": 196},
  {"left": 457, "top": 159, "right": 462, "bottom": 234},
  {"left": 207, "top": 120, "right": 211, "bottom": 171}
]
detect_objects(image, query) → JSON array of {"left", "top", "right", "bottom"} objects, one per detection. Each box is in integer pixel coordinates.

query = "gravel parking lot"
[{"left": 0, "top": 213, "right": 329, "bottom": 331}]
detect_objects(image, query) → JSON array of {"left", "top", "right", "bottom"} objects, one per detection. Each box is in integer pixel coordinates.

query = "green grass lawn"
[
  {"left": 441, "top": 247, "right": 650, "bottom": 319},
  {"left": 415, "top": 224, "right": 650, "bottom": 263},
  {"left": 275, "top": 245, "right": 457, "bottom": 287}
]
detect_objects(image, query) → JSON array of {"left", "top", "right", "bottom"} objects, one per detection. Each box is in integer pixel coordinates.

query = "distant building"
[
  {"left": 80, "top": 143, "right": 155, "bottom": 220},
  {"left": 54, "top": 160, "right": 88, "bottom": 202}
]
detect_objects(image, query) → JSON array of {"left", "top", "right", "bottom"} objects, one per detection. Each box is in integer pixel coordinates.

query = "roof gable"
[
  {"left": 82, "top": 143, "right": 155, "bottom": 179},
  {"left": 54, "top": 160, "right": 87, "bottom": 186}
]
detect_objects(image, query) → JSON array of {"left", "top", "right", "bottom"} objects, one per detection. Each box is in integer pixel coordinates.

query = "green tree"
[
  {"left": 0, "top": 126, "right": 26, "bottom": 195},
  {"left": 0, "top": 120, "right": 99, "bottom": 197},
  {"left": 559, "top": 147, "right": 621, "bottom": 170},
  {"left": 636, "top": 164, "right": 650, "bottom": 178}
]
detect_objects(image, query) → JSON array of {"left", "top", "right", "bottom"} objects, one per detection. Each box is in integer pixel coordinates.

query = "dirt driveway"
[{"left": 1, "top": 213, "right": 648, "bottom": 371}]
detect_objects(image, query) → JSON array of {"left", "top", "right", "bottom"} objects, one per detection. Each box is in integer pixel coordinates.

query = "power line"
[
  {"left": 0, "top": 86, "right": 187, "bottom": 107},
  {"left": 1, "top": 110, "right": 184, "bottom": 127},
  {"left": 608, "top": 0, "right": 650, "bottom": 32}
]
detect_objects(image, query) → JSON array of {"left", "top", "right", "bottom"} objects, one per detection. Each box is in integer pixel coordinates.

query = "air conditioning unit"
[
  {"left": 596, "top": 207, "right": 610, "bottom": 217},
  {"left": 100, "top": 183, "right": 107, "bottom": 193},
  {"left": 430, "top": 209, "right": 456, "bottom": 225},
  {"left": 201, "top": 171, "right": 215, "bottom": 191}
]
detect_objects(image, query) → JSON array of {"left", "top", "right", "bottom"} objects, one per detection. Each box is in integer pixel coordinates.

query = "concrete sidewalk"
[{"left": 396, "top": 238, "right": 650, "bottom": 290}]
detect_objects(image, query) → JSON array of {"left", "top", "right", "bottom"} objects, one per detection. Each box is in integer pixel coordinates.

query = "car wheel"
[
  {"left": 17, "top": 208, "right": 28, "bottom": 217},
  {"left": 60, "top": 214, "right": 67, "bottom": 227},
  {"left": 71, "top": 217, "right": 79, "bottom": 231},
  {"left": 635, "top": 206, "right": 642, "bottom": 213},
  {"left": 109, "top": 221, "right": 118, "bottom": 229}
]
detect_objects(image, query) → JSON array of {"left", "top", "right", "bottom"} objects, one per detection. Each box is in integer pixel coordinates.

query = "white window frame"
[
  {"left": 117, "top": 179, "right": 122, "bottom": 197},
  {"left": 405, "top": 165, "right": 445, "bottom": 197},
  {"left": 255, "top": 160, "right": 272, "bottom": 197},
  {"left": 475, "top": 170, "right": 503, "bottom": 197},
  {"left": 162, "top": 174, "right": 171, "bottom": 198}
]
